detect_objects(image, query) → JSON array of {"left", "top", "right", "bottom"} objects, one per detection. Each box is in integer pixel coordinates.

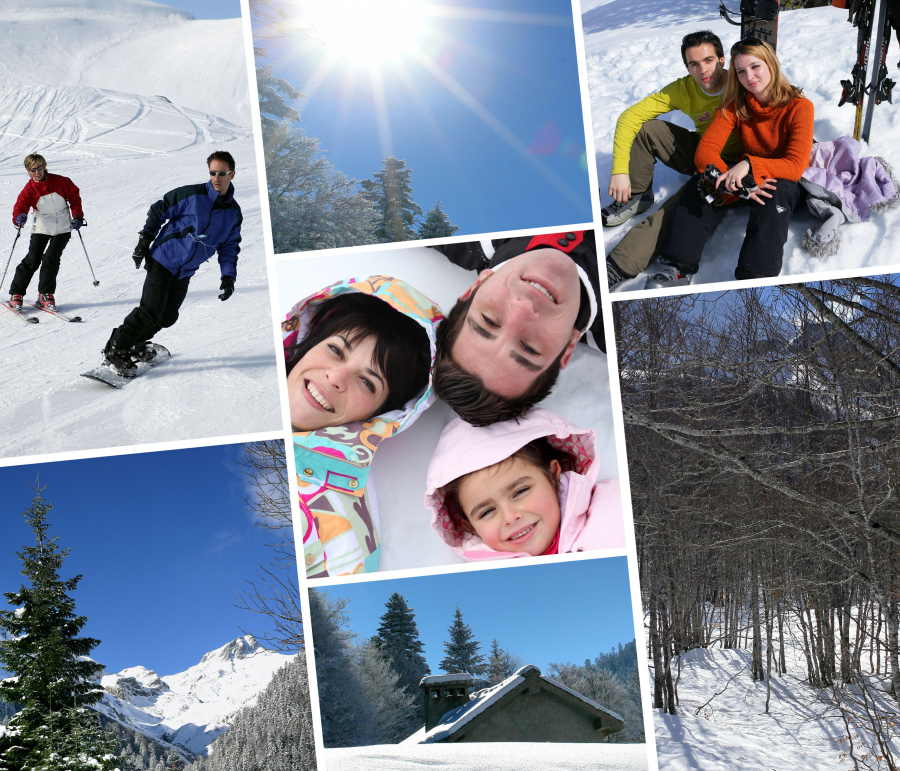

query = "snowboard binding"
[{"left": 698, "top": 164, "right": 759, "bottom": 206}]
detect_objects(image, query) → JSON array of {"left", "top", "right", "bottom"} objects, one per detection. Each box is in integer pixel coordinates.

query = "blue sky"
[
  {"left": 0, "top": 444, "right": 287, "bottom": 678},
  {"left": 315, "top": 557, "right": 637, "bottom": 673},
  {"left": 163, "top": 0, "right": 240, "bottom": 18},
  {"left": 256, "top": 0, "right": 593, "bottom": 236}
]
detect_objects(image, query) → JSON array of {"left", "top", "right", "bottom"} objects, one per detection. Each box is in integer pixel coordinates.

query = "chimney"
[{"left": 419, "top": 673, "right": 474, "bottom": 731}]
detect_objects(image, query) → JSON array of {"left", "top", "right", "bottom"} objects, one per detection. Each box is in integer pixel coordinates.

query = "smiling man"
[
  {"left": 603, "top": 30, "right": 744, "bottom": 289},
  {"left": 432, "top": 231, "right": 602, "bottom": 426},
  {"left": 102, "top": 152, "right": 242, "bottom": 376}
]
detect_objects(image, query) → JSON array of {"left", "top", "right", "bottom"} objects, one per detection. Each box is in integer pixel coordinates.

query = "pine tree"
[
  {"left": 353, "top": 641, "right": 417, "bottom": 743},
  {"left": 439, "top": 607, "right": 484, "bottom": 676},
  {"left": 0, "top": 487, "right": 118, "bottom": 771},
  {"left": 361, "top": 157, "right": 423, "bottom": 242},
  {"left": 485, "top": 639, "right": 523, "bottom": 685},
  {"left": 417, "top": 199, "right": 459, "bottom": 240}
]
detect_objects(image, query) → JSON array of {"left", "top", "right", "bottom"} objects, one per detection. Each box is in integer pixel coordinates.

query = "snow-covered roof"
[
  {"left": 412, "top": 665, "right": 624, "bottom": 744},
  {"left": 420, "top": 673, "right": 475, "bottom": 686}
]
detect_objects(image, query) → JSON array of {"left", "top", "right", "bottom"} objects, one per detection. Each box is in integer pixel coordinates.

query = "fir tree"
[
  {"left": 361, "top": 157, "right": 423, "bottom": 242},
  {"left": 485, "top": 639, "right": 523, "bottom": 685},
  {"left": 439, "top": 607, "right": 484, "bottom": 676},
  {"left": 353, "top": 641, "right": 417, "bottom": 743},
  {"left": 417, "top": 199, "right": 459, "bottom": 240},
  {"left": 0, "top": 486, "right": 118, "bottom": 771}
]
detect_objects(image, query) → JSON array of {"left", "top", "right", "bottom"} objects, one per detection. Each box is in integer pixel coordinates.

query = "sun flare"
[{"left": 308, "top": 0, "right": 429, "bottom": 63}]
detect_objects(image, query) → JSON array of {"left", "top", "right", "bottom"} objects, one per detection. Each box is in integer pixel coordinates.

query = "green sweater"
[{"left": 611, "top": 74, "right": 742, "bottom": 176}]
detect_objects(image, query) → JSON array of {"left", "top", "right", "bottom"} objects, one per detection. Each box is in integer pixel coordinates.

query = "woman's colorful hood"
[{"left": 424, "top": 408, "right": 598, "bottom": 558}]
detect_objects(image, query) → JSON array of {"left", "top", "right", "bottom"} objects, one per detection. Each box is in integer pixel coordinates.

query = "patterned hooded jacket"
[
  {"left": 425, "top": 408, "right": 624, "bottom": 561},
  {"left": 284, "top": 276, "right": 442, "bottom": 578}
]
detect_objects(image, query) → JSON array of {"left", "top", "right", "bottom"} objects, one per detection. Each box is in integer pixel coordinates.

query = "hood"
[{"left": 425, "top": 408, "right": 597, "bottom": 559}]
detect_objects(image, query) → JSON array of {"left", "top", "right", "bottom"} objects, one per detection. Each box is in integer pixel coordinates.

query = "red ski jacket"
[{"left": 12, "top": 173, "right": 84, "bottom": 235}]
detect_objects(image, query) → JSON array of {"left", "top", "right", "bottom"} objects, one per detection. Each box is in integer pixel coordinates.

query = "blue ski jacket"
[{"left": 142, "top": 180, "right": 242, "bottom": 279}]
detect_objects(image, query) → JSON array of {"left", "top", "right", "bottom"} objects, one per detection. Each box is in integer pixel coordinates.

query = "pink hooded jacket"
[{"left": 424, "top": 408, "right": 625, "bottom": 561}]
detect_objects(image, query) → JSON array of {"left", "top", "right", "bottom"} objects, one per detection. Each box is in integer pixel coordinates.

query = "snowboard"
[
  {"left": 81, "top": 344, "right": 170, "bottom": 389},
  {"left": 720, "top": 0, "right": 783, "bottom": 50}
]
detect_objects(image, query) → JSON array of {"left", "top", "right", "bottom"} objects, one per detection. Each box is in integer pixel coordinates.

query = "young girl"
[
  {"left": 648, "top": 37, "right": 814, "bottom": 285},
  {"left": 425, "top": 408, "right": 624, "bottom": 560}
]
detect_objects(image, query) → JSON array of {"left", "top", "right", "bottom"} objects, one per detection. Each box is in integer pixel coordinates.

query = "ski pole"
[
  {"left": 67, "top": 202, "right": 99, "bottom": 286},
  {"left": 1, "top": 225, "right": 24, "bottom": 292}
]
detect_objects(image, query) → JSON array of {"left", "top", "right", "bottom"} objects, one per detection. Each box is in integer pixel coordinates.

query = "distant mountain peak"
[{"left": 201, "top": 634, "right": 261, "bottom": 665}]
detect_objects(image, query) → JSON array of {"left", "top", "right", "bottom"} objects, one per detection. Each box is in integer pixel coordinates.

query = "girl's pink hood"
[{"left": 424, "top": 408, "right": 625, "bottom": 561}]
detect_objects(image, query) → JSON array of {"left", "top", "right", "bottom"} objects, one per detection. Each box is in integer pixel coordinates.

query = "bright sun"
[{"left": 308, "top": 0, "right": 429, "bottom": 63}]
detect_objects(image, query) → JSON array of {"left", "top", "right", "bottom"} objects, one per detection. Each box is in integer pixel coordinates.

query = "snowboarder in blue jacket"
[{"left": 103, "top": 152, "right": 242, "bottom": 375}]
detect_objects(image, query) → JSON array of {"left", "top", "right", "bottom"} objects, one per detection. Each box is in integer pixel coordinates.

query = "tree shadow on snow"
[{"left": 583, "top": 0, "right": 722, "bottom": 34}]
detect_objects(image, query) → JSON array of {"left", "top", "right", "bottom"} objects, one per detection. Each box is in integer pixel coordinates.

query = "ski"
[
  {"left": 32, "top": 303, "right": 82, "bottom": 322},
  {"left": 861, "top": 0, "right": 895, "bottom": 142},
  {"left": 2, "top": 301, "right": 39, "bottom": 324},
  {"left": 720, "top": 0, "right": 783, "bottom": 50},
  {"left": 839, "top": 0, "right": 878, "bottom": 140},
  {"left": 81, "top": 344, "right": 170, "bottom": 389}
]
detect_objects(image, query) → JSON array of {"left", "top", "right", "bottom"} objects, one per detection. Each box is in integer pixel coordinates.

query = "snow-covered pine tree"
[
  {"left": 485, "top": 639, "right": 523, "bottom": 685},
  {"left": 361, "top": 157, "right": 423, "bottom": 242},
  {"left": 256, "top": 63, "right": 304, "bottom": 126},
  {"left": 417, "top": 199, "right": 459, "bottom": 240},
  {"left": 371, "top": 593, "right": 430, "bottom": 708},
  {"left": 439, "top": 606, "right": 484, "bottom": 676},
  {"left": 0, "top": 487, "right": 119, "bottom": 771},
  {"left": 353, "top": 641, "right": 417, "bottom": 743},
  {"left": 264, "top": 121, "right": 378, "bottom": 253}
]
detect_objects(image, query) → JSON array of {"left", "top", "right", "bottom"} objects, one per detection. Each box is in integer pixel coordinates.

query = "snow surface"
[
  {"left": 274, "top": 247, "right": 620, "bottom": 573},
  {"left": 96, "top": 634, "right": 295, "bottom": 757},
  {"left": 584, "top": 2, "right": 900, "bottom": 289},
  {"left": 0, "top": 2, "right": 282, "bottom": 457},
  {"left": 321, "top": 742, "right": 649, "bottom": 771},
  {"left": 651, "top": 617, "right": 900, "bottom": 769}
]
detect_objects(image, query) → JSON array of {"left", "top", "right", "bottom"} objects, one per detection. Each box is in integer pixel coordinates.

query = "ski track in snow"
[
  {"left": 0, "top": 2, "right": 281, "bottom": 457},
  {"left": 583, "top": 2, "right": 900, "bottom": 290},
  {"left": 322, "top": 742, "right": 649, "bottom": 770}
]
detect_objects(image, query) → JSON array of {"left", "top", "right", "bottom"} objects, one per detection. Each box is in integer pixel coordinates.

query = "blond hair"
[
  {"left": 722, "top": 40, "right": 803, "bottom": 122},
  {"left": 24, "top": 154, "right": 47, "bottom": 171}
]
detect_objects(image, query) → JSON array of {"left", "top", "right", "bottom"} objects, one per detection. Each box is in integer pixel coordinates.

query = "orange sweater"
[{"left": 695, "top": 94, "right": 814, "bottom": 182}]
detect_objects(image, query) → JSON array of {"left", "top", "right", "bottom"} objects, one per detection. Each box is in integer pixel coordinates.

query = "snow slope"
[
  {"left": 275, "top": 247, "right": 620, "bottom": 573},
  {"left": 97, "top": 635, "right": 294, "bottom": 757},
  {"left": 321, "top": 742, "right": 649, "bottom": 770},
  {"left": 583, "top": 2, "right": 900, "bottom": 289},
  {"left": 0, "top": 4, "right": 282, "bottom": 457}
]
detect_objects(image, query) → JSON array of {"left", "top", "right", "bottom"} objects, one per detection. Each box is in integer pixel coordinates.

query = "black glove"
[
  {"left": 218, "top": 275, "right": 235, "bottom": 301},
  {"left": 132, "top": 231, "right": 153, "bottom": 269},
  {"left": 72, "top": 217, "right": 84, "bottom": 231}
]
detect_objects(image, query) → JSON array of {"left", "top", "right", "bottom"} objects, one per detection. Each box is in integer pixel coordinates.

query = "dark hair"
[
  {"left": 433, "top": 287, "right": 565, "bottom": 427},
  {"left": 441, "top": 437, "right": 575, "bottom": 537},
  {"left": 285, "top": 293, "right": 431, "bottom": 417},
  {"left": 207, "top": 151, "right": 236, "bottom": 171},
  {"left": 681, "top": 30, "right": 725, "bottom": 65}
]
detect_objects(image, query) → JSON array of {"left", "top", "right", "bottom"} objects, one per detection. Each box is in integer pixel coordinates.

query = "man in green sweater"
[{"left": 603, "top": 30, "right": 743, "bottom": 288}]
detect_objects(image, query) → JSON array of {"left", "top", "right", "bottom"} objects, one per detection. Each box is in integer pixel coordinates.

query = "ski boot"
[
  {"left": 103, "top": 339, "right": 138, "bottom": 378},
  {"left": 36, "top": 293, "right": 57, "bottom": 311},
  {"left": 8, "top": 294, "right": 23, "bottom": 310}
]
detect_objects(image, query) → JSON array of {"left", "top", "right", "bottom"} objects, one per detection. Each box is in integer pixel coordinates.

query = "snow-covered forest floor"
[
  {"left": 582, "top": 0, "right": 900, "bottom": 289},
  {"left": 651, "top": 615, "right": 900, "bottom": 770},
  {"left": 321, "top": 741, "right": 649, "bottom": 770},
  {"left": 0, "top": 1, "right": 281, "bottom": 457}
]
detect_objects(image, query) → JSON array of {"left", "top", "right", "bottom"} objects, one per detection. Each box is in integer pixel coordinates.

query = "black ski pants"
[
  {"left": 658, "top": 174, "right": 804, "bottom": 279},
  {"left": 9, "top": 232, "right": 71, "bottom": 296},
  {"left": 109, "top": 257, "right": 190, "bottom": 350}
]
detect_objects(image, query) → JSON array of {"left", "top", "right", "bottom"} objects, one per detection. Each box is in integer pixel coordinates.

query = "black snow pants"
[
  {"left": 658, "top": 174, "right": 804, "bottom": 279},
  {"left": 9, "top": 232, "right": 72, "bottom": 296},
  {"left": 108, "top": 257, "right": 191, "bottom": 350}
]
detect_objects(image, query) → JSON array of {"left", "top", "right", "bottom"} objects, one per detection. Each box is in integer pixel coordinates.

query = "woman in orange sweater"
[{"left": 648, "top": 38, "right": 814, "bottom": 284}]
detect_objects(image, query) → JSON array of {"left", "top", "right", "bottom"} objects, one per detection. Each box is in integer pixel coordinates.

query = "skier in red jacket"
[{"left": 8, "top": 153, "right": 84, "bottom": 311}]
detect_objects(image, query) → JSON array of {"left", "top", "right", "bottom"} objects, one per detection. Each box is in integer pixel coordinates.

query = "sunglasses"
[
  {"left": 209, "top": 170, "right": 233, "bottom": 178},
  {"left": 29, "top": 165, "right": 46, "bottom": 173},
  {"left": 731, "top": 37, "right": 766, "bottom": 54}
]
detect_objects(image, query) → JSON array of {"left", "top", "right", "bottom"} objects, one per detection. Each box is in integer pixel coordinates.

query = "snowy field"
[
  {"left": 650, "top": 620, "right": 900, "bottom": 769},
  {"left": 275, "top": 248, "right": 620, "bottom": 573},
  {"left": 321, "top": 741, "right": 649, "bottom": 771},
  {"left": 583, "top": 0, "right": 900, "bottom": 289},
  {"left": 0, "top": 1, "right": 282, "bottom": 458}
]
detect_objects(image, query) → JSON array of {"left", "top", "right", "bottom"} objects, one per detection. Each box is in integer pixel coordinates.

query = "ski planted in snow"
[
  {"left": 720, "top": 0, "right": 783, "bottom": 50},
  {"left": 861, "top": 0, "right": 896, "bottom": 142},
  {"left": 81, "top": 344, "right": 170, "bottom": 389},
  {"left": 2, "top": 301, "right": 39, "bottom": 324},
  {"left": 839, "top": 0, "right": 879, "bottom": 140},
  {"left": 32, "top": 303, "right": 82, "bottom": 322}
]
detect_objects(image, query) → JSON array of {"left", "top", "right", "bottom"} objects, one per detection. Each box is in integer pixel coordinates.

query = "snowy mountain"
[
  {"left": 0, "top": 1, "right": 282, "bottom": 457},
  {"left": 96, "top": 635, "right": 295, "bottom": 757},
  {"left": 584, "top": 2, "right": 900, "bottom": 289}
]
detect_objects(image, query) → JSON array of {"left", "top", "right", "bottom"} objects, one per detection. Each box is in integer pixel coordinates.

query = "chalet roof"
[
  {"left": 405, "top": 664, "right": 625, "bottom": 744},
  {"left": 419, "top": 672, "right": 475, "bottom": 686}
]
